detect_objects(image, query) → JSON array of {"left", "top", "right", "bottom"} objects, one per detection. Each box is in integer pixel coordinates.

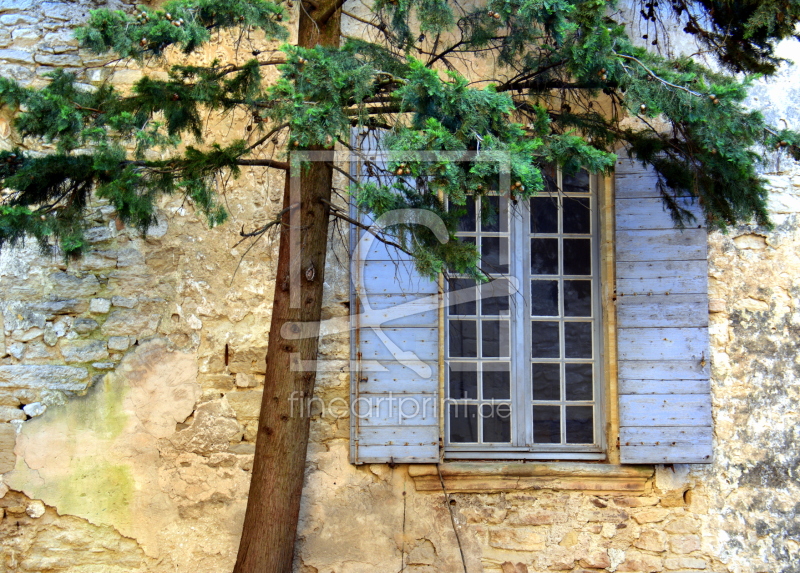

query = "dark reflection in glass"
[
  {"left": 530, "top": 238, "right": 559, "bottom": 275},
  {"left": 456, "top": 199, "right": 476, "bottom": 232},
  {"left": 482, "top": 294, "right": 510, "bottom": 316},
  {"left": 450, "top": 404, "right": 477, "bottom": 442},
  {"left": 482, "top": 196, "right": 509, "bottom": 232},
  {"left": 563, "top": 280, "right": 592, "bottom": 317},
  {"left": 483, "top": 365, "right": 510, "bottom": 399},
  {"left": 449, "top": 362, "right": 477, "bottom": 399},
  {"left": 562, "top": 169, "right": 590, "bottom": 193},
  {"left": 482, "top": 237, "right": 509, "bottom": 274},
  {"left": 449, "top": 320, "right": 477, "bottom": 357},
  {"left": 482, "top": 320, "right": 509, "bottom": 357},
  {"left": 531, "top": 197, "right": 558, "bottom": 233},
  {"left": 564, "top": 322, "right": 592, "bottom": 358},
  {"left": 565, "top": 363, "right": 593, "bottom": 401},
  {"left": 532, "top": 363, "right": 561, "bottom": 400},
  {"left": 566, "top": 406, "right": 593, "bottom": 443},
  {"left": 563, "top": 197, "right": 591, "bottom": 234},
  {"left": 482, "top": 404, "right": 511, "bottom": 442},
  {"left": 448, "top": 278, "right": 477, "bottom": 315},
  {"left": 533, "top": 405, "right": 561, "bottom": 443},
  {"left": 563, "top": 239, "right": 591, "bottom": 275},
  {"left": 531, "top": 321, "right": 560, "bottom": 358},
  {"left": 531, "top": 280, "right": 559, "bottom": 316}
]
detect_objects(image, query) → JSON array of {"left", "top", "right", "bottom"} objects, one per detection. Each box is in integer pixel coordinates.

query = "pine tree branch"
[
  {"left": 320, "top": 197, "right": 415, "bottom": 258},
  {"left": 614, "top": 52, "right": 704, "bottom": 97},
  {"left": 235, "top": 158, "right": 291, "bottom": 170}
]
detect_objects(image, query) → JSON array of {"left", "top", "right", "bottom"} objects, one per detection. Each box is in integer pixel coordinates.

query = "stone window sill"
[{"left": 408, "top": 462, "right": 653, "bottom": 494}]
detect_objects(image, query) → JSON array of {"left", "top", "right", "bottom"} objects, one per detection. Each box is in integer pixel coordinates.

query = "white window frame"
[{"left": 444, "top": 170, "right": 606, "bottom": 461}]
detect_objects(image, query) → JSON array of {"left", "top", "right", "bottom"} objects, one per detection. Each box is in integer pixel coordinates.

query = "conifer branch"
[
  {"left": 320, "top": 197, "right": 415, "bottom": 258},
  {"left": 614, "top": 52, "right": 704, "bottom": 98}
]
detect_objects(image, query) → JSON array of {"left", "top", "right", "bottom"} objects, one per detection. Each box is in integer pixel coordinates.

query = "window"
[
  {"left": 348, "top": 139, "right": 713, "bottom": 467},
  {"left": 444, "top": 169, "right": 604, "bottom": 460}
]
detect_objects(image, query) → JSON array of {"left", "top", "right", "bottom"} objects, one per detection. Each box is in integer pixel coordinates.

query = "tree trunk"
[{"left": 233, "top": 5, "right": 341, "bottom": 573}]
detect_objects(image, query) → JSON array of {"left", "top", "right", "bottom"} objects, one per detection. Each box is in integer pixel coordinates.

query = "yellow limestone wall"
[{"left": 1, "top": 1, "right": 800, "bottom": 572}]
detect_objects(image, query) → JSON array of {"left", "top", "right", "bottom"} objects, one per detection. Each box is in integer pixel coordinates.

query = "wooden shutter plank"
[
  {"left": 615, "top": 159, "right": 712, "bottom": 464},
  {"left": 358, "top": 328, "right": 438, "bottom": 361},
  {"left": 358, "top": 260, "right": 438, "bottom": 295},
  {"left": 617, "top": 229, "right": 707, "bottom": 262},
  {"left": 617, "top": 327, "right": 708, "bottom": 361},
  {"left": 617, "top": 294, "right": 708, "bottom": 328},
  {"left": 617, "top": 261, "right": 708, "bottom": 295},
  {"left": 355, "top": 393, "right": 438, "bottom": 426},
  {"left": 358, "top": 293, "right": 438, "bottom": 327},
  {"left": 618, "top": 359, "right": 709, "bottom": 381},
  {"left": 357, "top": 362, "right": 439, "bottom": 394},
  {"left": 616, "top": 197, "right": 703, "bottom": 230},
  {"left": 618, "top": 378, "right": 711, "bottom": 395},
  {"left": 619, "top": 394, "right": 711, "bottom": 426},
  {"left": 354, "top": 444, "right": 439, "bottom": 463},
  {"left": 357, "top": 426, "right": 440, "bottom": 446}
]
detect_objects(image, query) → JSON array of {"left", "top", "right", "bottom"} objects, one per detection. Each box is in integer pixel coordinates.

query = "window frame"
[{"left": 443, "top": 170, "right": 607, "bottom": 461}]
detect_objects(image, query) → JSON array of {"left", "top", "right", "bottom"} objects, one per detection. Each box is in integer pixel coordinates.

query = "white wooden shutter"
[
  {"left": 349, "top": 132, "right": 441, "bottom": 464},
  {"left": 615, "top": 157, "right": 712, "bottom": 464}
]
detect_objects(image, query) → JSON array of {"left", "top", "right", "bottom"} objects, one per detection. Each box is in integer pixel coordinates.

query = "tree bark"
[{"left": 233, "top": 4, "right": 341, "bottom": 573}]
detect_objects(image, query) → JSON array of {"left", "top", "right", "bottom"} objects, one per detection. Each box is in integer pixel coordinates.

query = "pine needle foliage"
[{"left": 1, "top": 0, "right": 799, "bottom": 271}]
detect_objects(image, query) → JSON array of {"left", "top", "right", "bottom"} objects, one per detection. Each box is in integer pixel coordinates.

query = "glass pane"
[
  {"left": 531, "top": 196, "right": 558, "bottom": 234},
  {"left": 564, "top": 322, "right": 592, "bottom": 358},
  {"left": 482, "top": 320, "right": 509, "bottom": 357},
  {"left": 482, "top": 293, "right": 509, "bottom": 316},
  {"left": 563, "top": 280, "right": 592, "bottom": 317},
  {"left": 565, "top": 363, "right": 593, "bottom": 401},
  {"left": 533, "top": 405, "right": 561, "bottom": 443},
  {"left": 449, "top": 320, "right": 477, "bottom": 357},
  {"left": 562, "top": 169, "right": 590, "bottom": 193},
  {"left": 456, "top": 200, "right": 476, "bottom": 232},
  {"left": 541, "top": 164, "right": 558, "bottom": 193},
  {"left": 563, "top": 197, "right": 591, "bottom": 234},
  {"left": 449, "top": 362, "right": 478, "bottom": 399},
  {"left": 531, "top": 280, "right": 558, "bottom": 316},
  {"left": 482, "top": 404, "right": 511, "bottom": 442},
  {"left": 481, "top": 196, "right": 509, "bottom": 232},
  {"left": 450, "top": 404, "right": 478, "bottom": 442},
  {"left": 531, "top": 321, "right": 560, "bottom": 358},
  {"left": 483, "top": 364, "right": 510, "bottom": 399},
  {"left": 532, "top": 363, "right": 561, "bottom": 400},
  {"left": 482, "top": 237, "right": 509, "bottom": 274},
  {"left": 566, "top": 406, "right": 593, "bottom": 443},
  {"left": 448, "top": 278, "right": 477, "bottom": 316},
  {"left": 530, "top": 238, "right": 558, "bottom": 275},
  {"left": 563, "top": 238, "right": 591, "bottom": 275}
]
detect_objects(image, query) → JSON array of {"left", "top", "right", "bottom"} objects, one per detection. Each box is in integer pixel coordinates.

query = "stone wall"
[{"left": 1, "top": 1, "right": 799, "bottom": 572}]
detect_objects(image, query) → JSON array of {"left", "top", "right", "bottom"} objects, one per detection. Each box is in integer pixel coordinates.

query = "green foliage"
[{"left": 1, "top": 0, "right": 799, "bottom": 272}]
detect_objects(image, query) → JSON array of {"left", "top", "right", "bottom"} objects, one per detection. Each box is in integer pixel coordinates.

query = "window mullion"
[{"left": 511, "top": 201, "right": 528, "bottom": 449}]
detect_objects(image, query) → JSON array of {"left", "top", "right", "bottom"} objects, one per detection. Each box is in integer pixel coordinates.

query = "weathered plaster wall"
[{"left": 0, "top": 1, "right": 799, "bottom": 572}]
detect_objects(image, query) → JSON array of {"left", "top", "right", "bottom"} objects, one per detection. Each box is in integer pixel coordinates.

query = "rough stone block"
[
  {"left": 229, "top": 346, "right": 267, "bottom": 375},
  {"left": 669, "top": 534, "right": 701, "bottom": 554},
  {"left": 115, "top": 248, "right": 145, "bottom": 267},
  {"left": 635, "top": 529, "right": 667, "bottom": 552},
  {"left": 0, "top": 405, "right": 24, "bottom": 422},
  {"left": 34, "top": 53, "right": 82, "bottom": 67},
  {"left": 0, "top": 15, "right": 37, "bottom": 26},
  {"left": 61, "top": 340, "right": 109, "bottom": 364},
  {"left": 89, "top": 298, "right": 111, "bottom": 314},
  {"left": 234, "top": 372, "right": 259, "bottom": 388},
  {"left": 31, "top": 299, "right": 88, "bottom": 315},
  {"left": 72, "top": 318, "right": 99, "bottom": 334},
  {"left": 488, "top": 527, "right": 546, "bottom": 551},
  {"left": 507, "top": 509, "right": 565, "bottom": 526},
  {"left": 22, "top": 402, "right": 45, "bottom": 417},
  {"left": 226, "top": 390, "right": 263, "bottom": 420},
  {"left": 664, "top": 517, "right": 700, "bottom": 534},
  {"left": 0, "top": 391, "right": 20, "bottom": 406},
  {"left": 617, "top": 552, "right": 663, "bottom": 573},
  {"left": 80, "top": 251, "right": 118, "bottom": 271},
  {"left": 0, "top": 0, "right": 34, "bottom": 12},
  {"left": 664, "top": 557, "right": 707, "bottom": 570},
  {"left": 50, "top": 272, "right": 99, "bottom": 298},
  {"left": 84, "top": 226, "right": 114, "bottom": 243},
  {"left": 0, "top": 423, "right": 16, "bottom": 473},
  {"left": 0, "top": 48, "right": 33, "bottom": 63},
  {"left": 25, "top": 500, "right": 45, "bottom": 518},
  {"left": 101, "top": 310, "right": 160, "bottom": 337},
  {"left": 578, "top": 550, "right": 611, "bottom": 569},
  {"left": 2, "top": 301, "right": 47, "bottom": 332},
  {"left": 107, "top": 336, "right": 132, "bottom": 352},
  {"left": 12, "top": 327, "right": 43, "bottom": 342},
  {"left": 111, "top": 296, "right": 137, "bottom": 309},
  {"left": 0, "top": 365, "right": 90, "bottom": 391},
  {"left": 633, "top": 508, "right": 670, "bottom": 524}
]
